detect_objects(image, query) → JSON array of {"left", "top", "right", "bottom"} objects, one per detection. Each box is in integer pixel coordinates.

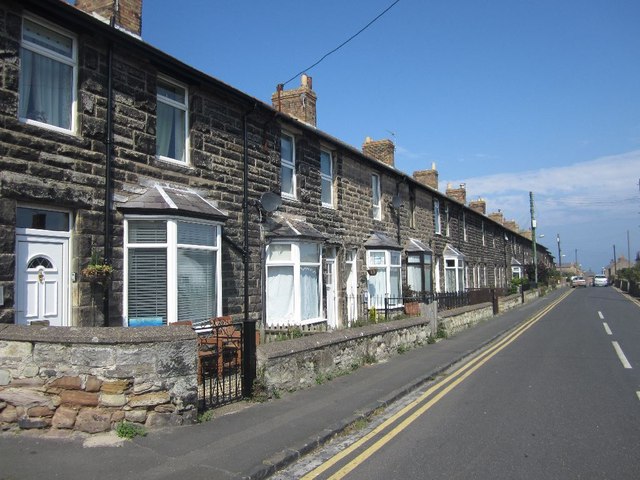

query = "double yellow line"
[{"left": 301, "top": 289, "right": 573, "bottom": 480}]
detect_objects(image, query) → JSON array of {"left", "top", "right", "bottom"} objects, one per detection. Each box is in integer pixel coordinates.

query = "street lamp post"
[{"left": 557, "top": 233, "right": 562, "bottom": 271}]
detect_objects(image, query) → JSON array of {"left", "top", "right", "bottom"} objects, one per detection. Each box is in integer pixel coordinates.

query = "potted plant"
[
  {"left": 402, "top": 283, "right": 420, "bottom": 316},
  {"left": 82, "top": 248, "right": 113, "bottom": 284}
]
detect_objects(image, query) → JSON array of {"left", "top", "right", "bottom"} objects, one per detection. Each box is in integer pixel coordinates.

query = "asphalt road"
[{"left": 282, "top": 287, "right": 640, "bottom": 479}]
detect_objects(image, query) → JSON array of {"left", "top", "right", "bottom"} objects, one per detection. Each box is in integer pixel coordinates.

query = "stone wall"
[
  {"left": 439, "top": 303, "right": 494, "bottom": 337},
  {"left": 0, "top": 325, "right": 197, "bottom": 434},
  {"left": 256, "top": 303, "right": 437, "bottom": 396}
]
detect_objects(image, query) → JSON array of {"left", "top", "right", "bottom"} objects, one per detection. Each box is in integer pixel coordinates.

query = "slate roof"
[
  {"left": 264, "top": 217, "right": 326, "bottom": 240},
  {"left": 364, "top": 231, "right": 401, "bottom": 250},
  {"left": 118, "top": 186, "right": 228, "bottom": 221},
  {"left": 405, "top": 238, "right": 432, "bottom": 253}
]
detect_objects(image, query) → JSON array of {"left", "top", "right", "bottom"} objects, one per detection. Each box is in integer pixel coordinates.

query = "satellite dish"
[
  {"left": 259, "top": 192, "right": 282, "bottom": 213},
  {"left": 392, "top": 194, "right": 403, "bottom": 209}
]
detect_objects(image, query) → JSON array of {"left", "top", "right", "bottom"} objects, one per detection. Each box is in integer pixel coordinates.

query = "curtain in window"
[
  {"left": 300, "top": 266, "right": 320, "bottom": 320},
  {"left": 177, "top": 249, "right": 215, "bottom": 323},
  {"left": 156, "top": 102, "right": 185, "bottom": 161},
  {"left": 266, "top": 266, "right": 294, "bottom": 325},
  {"left": 368, "top": 269, "right": 387, "bottom": 308},
  {"left": 19, "top": 49, "right": 72, "bottom": 129},
  {"left": 128, "top": 248, "right": 167, "bottom": 323},
  {"left": 407, "top": 264, "right": 422, "bottom": 293},
  {"left": 445, "top": 268, "right": 456, "bottom": 292}
]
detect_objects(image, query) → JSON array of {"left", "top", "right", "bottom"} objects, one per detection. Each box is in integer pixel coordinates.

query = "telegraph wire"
[{"left": 280, "top": 0, "right": 401, "bottom": 87}]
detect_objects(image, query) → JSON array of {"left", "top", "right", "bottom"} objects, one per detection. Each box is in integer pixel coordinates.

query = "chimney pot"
[{"left": 271, "top": 75, "right": 317, "bottom": 126}]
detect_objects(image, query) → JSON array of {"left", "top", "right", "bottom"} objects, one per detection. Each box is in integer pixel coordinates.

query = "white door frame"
[
  {"left": 15, "top": 206, "right": 71, "bottom": 326},
  {"left": 325, "top": 250, "right": 338, "bottom": 329},
  {"left": 345, "top": 249, "right": 358, "bottom": 326}
]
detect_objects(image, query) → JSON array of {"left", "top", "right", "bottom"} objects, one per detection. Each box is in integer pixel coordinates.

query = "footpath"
[{"left": 0, "top": 288, "right": 566, "bottom": 480}]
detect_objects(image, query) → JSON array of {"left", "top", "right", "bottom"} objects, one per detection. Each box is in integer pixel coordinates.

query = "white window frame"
[
  {"left": 366, "top": 249, "right": 401, "bottom": 308},
  {"left": 265, "top": 241, "right": 322, "bottom": 326},
  {"left": 463, "top": 212, "right": 467, "bottom": 242},
  {"left": 434, "top": 199, "right": 441, "bottom": 235},
  {"left": 371, "top": 173, "right": 382, "bottom": 220},
  {"left": 320, "top": 149, "right": 334, "bottom": 208},
  {"left": 281, "top": 133, "right": 296, "bottom": 199},
  {"left": 123, "top": 216, "right": 222, "bottom": 325},
  {"left": 444, "top": 248, "right": 465, "bottom": 293},
  {"left": 19, "top": 15, "right": 78, "bottom": 135},
  {"left": 482, "top": 221, "right": 486, "bottom": 246},
  {"left": 512, "top": 266, "right": 522, "bottom": 279},
  {"left": 445, "top": 204, "right": 450, "bottom": 237},
  {"left": 156, "top": 76, "right": 189, "bottom": 164}
]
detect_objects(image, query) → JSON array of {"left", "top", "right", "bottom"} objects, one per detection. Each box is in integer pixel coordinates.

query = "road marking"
[
  {"left": 612, "top": 341, "right": 632, "bottom": 369},
  {"left": 603, "top": 323, "right": 612, "bottom": 335},
  {"left": 299, "top": 289, "right": 573, "bottom": 480},
  {"left": 598, "top": 311, "right": 604, "bottom": 320}
]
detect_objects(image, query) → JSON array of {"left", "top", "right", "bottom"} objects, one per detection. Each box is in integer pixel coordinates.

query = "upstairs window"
[
  {"left": 320, "top": 150, "right": 334, "bottom": 208},
  {"left": 463, "top": 212, "right": 467, "bottom": 241},
  {"left": 371, "top": 174, "right": 381, "bottom": 220},
  {"left": 434, "top": 199, "right": 441, "bottom": 235},
  {"left": 156, "top": 77, "right": 188, "bottom": 163},
  {"left": 445, "top": 204, "right": 450, "bottom": 237},
  {"left": 19, "top": 17, "right": 77, "bottom": 133},
  {"left": 281, "top": 133, "right": 296, "bottom": 198}
]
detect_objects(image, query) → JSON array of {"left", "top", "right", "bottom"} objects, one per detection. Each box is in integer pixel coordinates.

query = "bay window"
[
  {"left": 125, "top": 217, "right": 221, "bottom": 325},
  {"left": 266, "top": 241, "right": 322, "bottom": 326},
  {"left": 367, "top": 250, "right": 401, "bottom": 308},
  {"left": 19, "top": 17, "right": 76, "bottom": 133}
]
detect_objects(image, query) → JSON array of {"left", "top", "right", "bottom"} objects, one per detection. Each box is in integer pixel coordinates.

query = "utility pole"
[
  {"left": 557, "top": 234, "right": 562, "bottom": 278},
  {"left": 530, "top": 192, "right": 538, "bottom": 284},
  {"left": 627, "top": 230, "right": 631, "bottom": 269},
  {"left": 613, "top": 245, "right": 617, "bottom": 277}
]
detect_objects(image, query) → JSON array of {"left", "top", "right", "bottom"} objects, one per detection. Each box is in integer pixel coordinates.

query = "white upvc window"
[
  {"left": 512, "top": 266, "right": 522, "bottom": 279},
  {"left": 434, "top": 199, "right": 441, "bottom": 235},
  {"left": 482, "top": 221, "right": 486, "bottom": 246},
  {"left": 367, "top": 250, "right": 401, "bottom": 308},
  {"left": 281, "top": 133, "right": 296, "bottom": 198},
  {"left": 156, "top": 76, "right": 188, "bottom": 163},
  {"left": 407, "top": 251, "right": 432, "bottom": 294},
  {"left": 320, "top": 149, "right": 334, "bottom": 208},
  {"left": 371, "top": 173, "right": 381, "bottom": 220},
  {"left": 266, "top": 241, "right": 322, "bottom": 326},
  {"left": 124, "top": 217, "right": 221, "bottom": 326},
  {"left": 445, "top": 204, "right": 450, "bottom": 237},
  {"left": 463, "top": 212, "right": 467, "bottom": 242},
  {"left": 444, "top": 248, "right": 465, "bottom": 292},
  {"left": 19, "top": 17, "right": 77, "bottom": 134}
]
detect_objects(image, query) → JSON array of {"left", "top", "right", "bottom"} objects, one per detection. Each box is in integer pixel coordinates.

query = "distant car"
[
  {"left": 593, "top": 275, "right": 608, "bottom": 287},
  {"left": 571, "top": 276, "right": 587, "bottom": 288}
]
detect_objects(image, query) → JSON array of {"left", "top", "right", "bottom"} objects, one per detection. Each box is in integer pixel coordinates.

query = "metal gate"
[{"left": 196, "top": 317, "right": 244, "bottom": 410}]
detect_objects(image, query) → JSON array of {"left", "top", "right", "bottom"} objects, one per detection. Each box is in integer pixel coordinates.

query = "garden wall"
[{"left": 0, "top": 325, "right": 198, "bottom": 434}]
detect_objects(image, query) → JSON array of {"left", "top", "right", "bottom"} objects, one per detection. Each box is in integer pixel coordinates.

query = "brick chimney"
[
  {"left": 76, "top": 0, "right": 143, "bottom": 35},
  {"left": 488, "top": 210, "right": 505, "bottom": 225},
  {"left": 469, "top": 198, "right": 486, "bottom": 215},
  {"left": 362, "top": 137, "right": 395, "bottom": 167},
  {"left": 446, "top": 183, "right": 466, "bottom": 204},
  {"left": 413, "top": 162, "right": 438, "bottom": 190},
  {"left": 520, "top": 230, "right": 532, "bottom": 240},
  {"left": 272, "top": 74, "right": 317, "bottom": 127}
]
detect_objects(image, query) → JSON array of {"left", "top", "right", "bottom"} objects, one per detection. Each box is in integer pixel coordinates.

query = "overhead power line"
[{"left": 281, "top": 0, "right": 401, "bottom": 87}]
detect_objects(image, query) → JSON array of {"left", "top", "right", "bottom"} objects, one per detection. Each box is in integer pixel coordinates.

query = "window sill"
[
  {"left": 20, "top": 118, "right": 77, "bottom": 137},
  {"left": 155, "top": 156, "right": 193, "bottom": 170}
]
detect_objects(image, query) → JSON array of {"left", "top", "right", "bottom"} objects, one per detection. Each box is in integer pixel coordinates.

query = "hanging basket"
[
  {"left": 367, "top": 268, "right": 378, "bottom": 276},
  {"left": 82, "top": 264, "right": 113, "bottom": 283}
]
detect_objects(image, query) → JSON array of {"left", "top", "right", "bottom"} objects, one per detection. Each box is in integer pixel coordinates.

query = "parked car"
[
  {"left": 593, "top": 274, "right": 608, "bottom": 287},
  {"left": 571, "top": 276, "right": 587, "bottom": 288}
]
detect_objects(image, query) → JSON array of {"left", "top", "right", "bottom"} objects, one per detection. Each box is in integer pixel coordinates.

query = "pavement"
[{"left": 0, "top": 288, "right": 567, "bottom": 480}]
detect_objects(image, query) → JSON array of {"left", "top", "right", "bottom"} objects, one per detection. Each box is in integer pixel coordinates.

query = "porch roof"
[
  {"left": 405, "top": 238, "right": 432, "bottom": 253},
  {"left": 264, "top": 217, "right": 327, "bottom": 241},
  {"left": 364, "top": 232, "right": 401, "bottom": 250}
]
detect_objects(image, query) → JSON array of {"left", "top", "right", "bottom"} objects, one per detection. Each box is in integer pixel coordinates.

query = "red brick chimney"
[
  {"left": 362, "top": 137, "right": 395, "bottom": 167},
  {"left": 76, "top": 0, "right": 143, "bottom": 35},
  {"left": 446, "top": 183, "right": 466, "bottom": 204},
  {"left": 469, "top": 198, "right": 487, "bottom": 215},
  {"left": 413, "top": 163, "right": 438, "bottom": 190},
  {"left": 272, "top": 74, "right": 317, "bottom": 127}
]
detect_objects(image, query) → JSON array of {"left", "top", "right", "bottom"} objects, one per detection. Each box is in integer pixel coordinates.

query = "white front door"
[
  {"left": 345, "top": 249, "right": 357, "bottom": 325},
  {"left": 16, "top": 235, "right": 69, "bottom": 326},
  {"left": 325, "top": 253, "right": 338, "bottom": 329}
]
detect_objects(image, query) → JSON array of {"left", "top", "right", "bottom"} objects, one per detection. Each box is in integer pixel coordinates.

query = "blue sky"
[{"left": 141, "top": 0, "right": 640, "bottom": 273}]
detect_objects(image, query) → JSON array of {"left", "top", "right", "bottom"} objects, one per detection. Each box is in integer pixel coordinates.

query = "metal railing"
[{"left": 195, "top": 319, "right": 244, "bottom": 411}]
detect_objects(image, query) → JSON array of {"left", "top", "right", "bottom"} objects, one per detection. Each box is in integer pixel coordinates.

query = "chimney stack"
[
  {"left": 413, "top": 162, "right": 438, "bottom": 190},
  {"left": 446, "top": 183, "right": 467, "bottom": 204},
  {"left": 504, "top": 219, "right": 519, "bottom": 232},
  {"left": 362, "top": 137, "right": 395, "bottom": 167},
  {"left": 488, "top": 210, "right": 505, "bottom": 225},
  {"left": 469, "top": 198, "right": 487, "bottom": 215},
  {"left": 271, "top": 74, "right": 317, "bottom": 126},
  {"left": 76, "top": 0, "right": 143, "bottom": 36}
]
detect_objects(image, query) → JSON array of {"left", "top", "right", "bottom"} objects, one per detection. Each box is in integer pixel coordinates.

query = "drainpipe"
[
  {"left": 103, "top": 23, "right": 115, "bottom": 327},
  {"left": 242, "top": 105, "right": 257, "bottom": 397}
]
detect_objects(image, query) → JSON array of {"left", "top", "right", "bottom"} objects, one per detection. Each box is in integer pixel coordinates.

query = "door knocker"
[{"left": 38, "top": 270, "right": 44, "bottom": 284}]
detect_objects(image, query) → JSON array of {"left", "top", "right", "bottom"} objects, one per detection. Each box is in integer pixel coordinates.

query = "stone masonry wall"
[{"left": 0, "top": 325, "right": 198, "bottom": 434}]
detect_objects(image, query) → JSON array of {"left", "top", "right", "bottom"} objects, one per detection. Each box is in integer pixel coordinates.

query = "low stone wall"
[
  {"left": 0, "top": 325, "right": 198, "bottom": 434},
  {"left": 439, "top": 303, "right": 493, "bottom": 337},
  {"left": 256, "top": 303, "right": 437, "bottom": 396}
]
